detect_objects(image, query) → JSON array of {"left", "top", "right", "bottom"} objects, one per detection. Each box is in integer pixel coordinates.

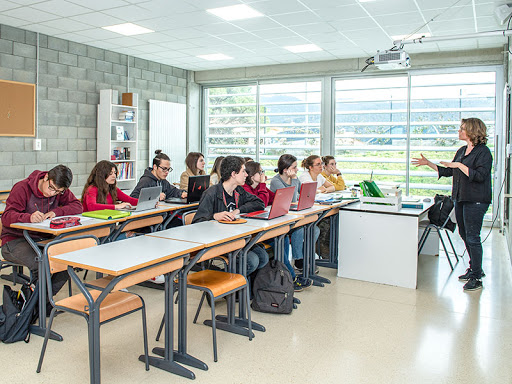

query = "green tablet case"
[{"left": 82, "top": 209, "right": 131, "bottom": 220}]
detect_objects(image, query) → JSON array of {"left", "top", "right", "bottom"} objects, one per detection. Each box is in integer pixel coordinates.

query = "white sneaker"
[{"left": 148, "top": 275, "right": 165, "bottom": 284}]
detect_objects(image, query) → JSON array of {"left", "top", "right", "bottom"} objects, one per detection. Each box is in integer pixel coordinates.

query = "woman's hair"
[
  {"left": 210, "top": 156, "right": 225, "bottom": 176},
  {"left": 220, "top": 156, "right": 244, "bottom": 182},
  {"left": 243, "top": 157, "right": 254, "bottom": 163},
  {"left": 153, "top": 149, "right": 170, "bottom": 167},
  {"left": 301, "top": 155, "right": 320, "bottom": 170},
  {"left": 81, "top": 160, "right": 118, "bottom": 205},
  {"left": 276, "top": 154, "right": 297, "bottom": 174},
  {"left": 321, "top": 155, "right": 335, "bottom": 166},
  {"left": 185, "top": 152, "right": 204, "bottom": 175},
  {"left": 245, "top": 161, "right": 261, "bottom": 185},
  {"left": 461, "top": 118, "right": 488, "bottom": 146}
]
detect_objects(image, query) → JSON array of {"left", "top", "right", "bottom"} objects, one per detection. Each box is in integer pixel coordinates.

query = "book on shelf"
[
  {"left": 117, "top": 162, "right": 134, "bottom": 180},
  {"left": 111, "top": 147, "right": 131, "bottom": 161},
  {"left": 118, "top": 110, "right": 135, "bottom": 122}
]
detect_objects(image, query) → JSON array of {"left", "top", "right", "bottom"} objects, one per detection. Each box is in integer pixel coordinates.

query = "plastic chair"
[
  {"left": 418, "top": 212, "right": 459, "bottom": 270},
  {"left": 36, "top": 235, "right": 151, "bottom": 380}
]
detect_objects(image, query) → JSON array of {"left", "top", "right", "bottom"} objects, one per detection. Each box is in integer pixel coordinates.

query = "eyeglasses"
[
  {"left": 47, "top": 179, "right": 65, "bottom": 195},
  {"left": 158, "top": 165, "right": 173, "bottom": 173}
]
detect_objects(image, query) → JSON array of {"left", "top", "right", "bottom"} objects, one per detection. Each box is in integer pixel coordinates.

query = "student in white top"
[{"left": 299, "top": 155, "right": 335, "bottom": 193}]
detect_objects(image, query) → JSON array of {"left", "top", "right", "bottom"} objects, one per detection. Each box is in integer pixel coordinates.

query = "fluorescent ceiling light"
[
  {"left": 284, "top": 44, "right": 322, "bottom": 53},
  {"left": 197, "top": 53, "right": 233, "bottom": 61},
  {"left": 207, "top": 4, "right": 264, "bottom": 21},
  {"left": 102, "top": 23, "right": 154, "bottom": 36},
  {"left": 357, "top": 0, "right": 377, "bottom": 2},
  {"left": 392, "top": 32, "right": 432, "bottom": 41}
]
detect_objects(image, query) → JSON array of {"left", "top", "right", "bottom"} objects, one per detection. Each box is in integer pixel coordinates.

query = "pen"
[{"left": 34, "top": 203, "right": 39, "bottom": 211}]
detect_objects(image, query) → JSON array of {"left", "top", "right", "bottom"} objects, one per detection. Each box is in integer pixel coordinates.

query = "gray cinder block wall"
[{"left": 0, "top": 23, "right": 187, "bottom": 195}]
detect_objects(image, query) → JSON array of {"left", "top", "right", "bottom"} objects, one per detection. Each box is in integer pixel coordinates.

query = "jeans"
[
  {"left": 1, "top": 237, "right": 69, "bottom": 296},
  {"left": 454, "top": 201, "right": 489, "bottom": 279},
  {"left": 246, "top": 244, "right": 269, "bottom": 275}
]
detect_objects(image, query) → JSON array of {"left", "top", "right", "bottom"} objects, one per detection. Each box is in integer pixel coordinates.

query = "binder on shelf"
[{"left": 115, "top": 126, "right": 124, "bottom": 140}]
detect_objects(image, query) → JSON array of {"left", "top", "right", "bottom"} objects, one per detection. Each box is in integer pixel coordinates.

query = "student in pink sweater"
[
  {"left": 242, "top": 161, "right": 274, "bottom": 205},
  {"left": 81, "top": 160, "right": 138, "bottom": 212}
]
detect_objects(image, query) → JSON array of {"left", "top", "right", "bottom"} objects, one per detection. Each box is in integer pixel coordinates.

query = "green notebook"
[{"left": 82, "top": 209, "right": 131, "bottom": 220}]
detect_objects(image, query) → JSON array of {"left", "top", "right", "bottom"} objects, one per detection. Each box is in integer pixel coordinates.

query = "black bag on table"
[
  {"left": 427, "top": 194, "right": 456, "bottom": 232},
  {"left": 251, "top": 260, "right": 294, "bottom": 314},
  {"left": 0, "top": 283, "right": 39, "bottom": 343}
]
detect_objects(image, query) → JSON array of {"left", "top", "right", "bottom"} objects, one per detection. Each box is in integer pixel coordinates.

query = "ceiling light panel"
[
  {"left": 197, "top": 53, "right": 233, "bottom": 60},
  {"left": 102, "top": 23, "right": 154, "bottom": 36},
  {"left": 207, "top": 4, "right": 264, "bottom": 21}
]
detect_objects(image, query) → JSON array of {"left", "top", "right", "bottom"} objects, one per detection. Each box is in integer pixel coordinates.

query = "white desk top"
[
  {"left": 287, "top": 204, "right": 331, "bottom": 216},
  {"left": 126, "top": 205, "right": 174, "bottom": 218},
  {"left": 243, "top": 214, "right": 303, "bottom": 229},
  {"left": 156, "top": 202, "right": 199, "bottom": 210},
  {"left": 10, "top": 214, "right": 122, "bottom": 235},
  {"left": 51, "top": 235, "right": 204, "bottom": 276},
  {"left": 147, "top": 220, "right": 262, "bottom": 247},
  {"left": 339, "top": 201, "right": 432, "bottom": 217}
]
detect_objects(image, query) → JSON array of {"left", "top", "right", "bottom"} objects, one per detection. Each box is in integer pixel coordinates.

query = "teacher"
[{"left": 412, "top": 118, "right": 492, "bottom": 291}]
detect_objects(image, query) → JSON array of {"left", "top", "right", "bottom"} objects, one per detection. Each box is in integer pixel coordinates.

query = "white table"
[{"left": 338, "top": 201, "right": 432, "bottom": 289}]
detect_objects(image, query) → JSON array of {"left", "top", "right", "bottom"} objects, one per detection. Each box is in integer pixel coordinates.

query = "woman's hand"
[
  {"left": 181, "top": 191, "right": 188, "bottom": 199},
  {"left": 115, "top": 202, "right": 132, "bottom": 210},
  {"left": 159, "top": 192, "right": 166, "bottom": 201},
  {"left": 317, "top": 186, "right": 327, "bottom": 193},
  {"left": 412, "top": 153, "right": 429, "bottom": 166},
  {"left": 214, "top": 211, "right": 236, "bottom": 221},
  {"left": 286, "top": 168, "right": 297, "bottom": 178}
]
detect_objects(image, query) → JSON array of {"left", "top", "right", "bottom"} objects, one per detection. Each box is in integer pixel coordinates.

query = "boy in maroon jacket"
[{"left": 1, "top": 165, "right": 82, "bottom": 295}]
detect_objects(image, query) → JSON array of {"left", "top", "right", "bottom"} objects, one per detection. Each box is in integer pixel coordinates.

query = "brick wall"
[{"left": 0, "top": 24, "right": 188, "bottom": 195}]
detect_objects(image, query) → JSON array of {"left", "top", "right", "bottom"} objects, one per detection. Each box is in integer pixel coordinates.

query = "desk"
[
  {"left": 51, "top": 235, "right": 203, "bottom": 383},
  {"left": 156, "top": 202, "right": 199, "bottom": 229},
  {"left": 338, "top": 201, "right": 432, "bottom": 289}
]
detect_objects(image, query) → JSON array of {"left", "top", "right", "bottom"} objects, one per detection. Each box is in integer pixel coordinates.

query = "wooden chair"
[
  {"left": 36, "top": 236, "right": 152, "bottom": 380},
  {"left": 109, "top": 214, "right": 165, "bottom": 241}
]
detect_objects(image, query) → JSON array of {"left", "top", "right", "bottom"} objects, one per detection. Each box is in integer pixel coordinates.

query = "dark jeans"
[
  {"left": 454, "top": 201, "right": 489, "bottom": 279},
  {"left": 1, "top": 238, "right": 69, "bottom": 296}
]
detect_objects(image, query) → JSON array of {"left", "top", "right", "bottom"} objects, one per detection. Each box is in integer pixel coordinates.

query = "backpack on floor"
[
  {"left": 0, "top": 283, "right": 39, "bottom": 343},
  {"left": 251, "top": 260, "right": 294, "bottom": 314}
]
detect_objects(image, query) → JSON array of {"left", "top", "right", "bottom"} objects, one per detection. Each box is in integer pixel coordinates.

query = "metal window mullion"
[
  {"left": 406, "top": 74, "right": 412, "bottom": 196},
  {"left": 255, "top": 81, "right": 260, "bottom": 162}
]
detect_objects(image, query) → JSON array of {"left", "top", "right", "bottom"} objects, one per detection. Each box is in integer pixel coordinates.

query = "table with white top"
[
  {"left": 338, "top": 200, "right": 433, "bottom": 289},
  {"left": 51, "top": 235, "right": 204, "bottom": 383}
]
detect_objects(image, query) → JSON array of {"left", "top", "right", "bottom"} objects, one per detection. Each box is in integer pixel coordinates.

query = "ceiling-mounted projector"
[
  {"left": 374, "top": 49, "right": 410, "bottom": 70},
  {"left": 495, "top": 4, "right": 512, "bottom": 25}
]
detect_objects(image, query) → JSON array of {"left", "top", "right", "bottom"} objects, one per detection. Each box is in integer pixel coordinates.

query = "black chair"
[{"left": 418, "top": 212, "right": 459, "bottom": 270}]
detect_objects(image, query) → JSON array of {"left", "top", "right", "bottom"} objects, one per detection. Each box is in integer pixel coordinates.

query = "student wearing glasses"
[
  {"left": 299, "top": 155, "right": 335, "bottom": 193},
  {"left": 1, "top": 165, "right": 82, "bottom": 296},
  {"left": 131, "top": 150, "right": 186, "bottom": 201}
]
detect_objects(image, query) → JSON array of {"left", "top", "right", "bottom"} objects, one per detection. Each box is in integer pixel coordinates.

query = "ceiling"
[{"left": 0, "top": 0, "right": 509, "bottom": 71}]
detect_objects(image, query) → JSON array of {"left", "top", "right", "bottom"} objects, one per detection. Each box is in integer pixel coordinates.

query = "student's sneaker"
[
  {"left": 296, "top": 276, "right": 313, "bottom": 290},
  {"left": 148, "top": 275, "right": 165, "bottom": 284},
  {"left": 463, "top": 278, "right": 483, "bottom": 291},
  {"left": 293, "top": 279, "right": 304, "bottom": 292},
  {"left": 458, "top": 268, "right": 486, "bottom": 281}
]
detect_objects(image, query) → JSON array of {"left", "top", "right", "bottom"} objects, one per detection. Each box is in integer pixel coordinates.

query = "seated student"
[
  {"left": 270, "top": 154, "right": 320, "bottom": 273},
  {"left": 321, "top": 155, "right": 346, "bottom": 191},
  {"left": 193, "top": 156, "right": 269, "bottom": 276},
  {"left": 299, "top": 155, "right": 335, "bottom": 193},
  {"left": 1, "top": 165, "right": 82, "bottom": 296},
  {"left": 209, "top": 156, "right": 224, "bottom": 186},
  {"left": 131, "top": 150, "right": 186, "bottom": 201},
  {"left": 244, "top": 161, "right": 311, "bottom": 291},
  {"left": 81, "top": 160, "right": 138, "bottom": 212},
  {"left": 243, "top": 156, "right": 254, "bottom": 163},
  {"left": 180, "top": 152, "right": 206, "bottom": 190}
]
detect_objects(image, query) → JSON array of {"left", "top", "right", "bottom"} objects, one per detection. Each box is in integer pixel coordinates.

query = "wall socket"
[{"left": 33, "top": 138, "right": 41, "bottom": 151}]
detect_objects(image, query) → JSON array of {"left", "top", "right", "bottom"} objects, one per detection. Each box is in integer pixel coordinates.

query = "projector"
[{"left": 374, "top": 49, "right": 410, "bottom": 70}]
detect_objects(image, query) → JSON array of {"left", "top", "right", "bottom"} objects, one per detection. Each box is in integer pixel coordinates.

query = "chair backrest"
[
  {"left": 256, "top": 225, "right": 290, "bottom": 244},
  {"left": 46, "top": 237, "right": 99, "bottom": 274},
  {"left": 121, "top": 215, "right": 164, "bottom": 232},
  {"left": 113, "top": 257, "right": 185, "bottom": 290},
  {"left": 196, "top": 239, "right": 247, "bottom": 264},
  {"left": 292, "top": 214, "right": 318, "bottom": 229},
  {"left": 182, "top": 210, "right": 197, "bottom": 226},
  {"left": 61, "top": 227, "right": 111, "bottom": 240}
]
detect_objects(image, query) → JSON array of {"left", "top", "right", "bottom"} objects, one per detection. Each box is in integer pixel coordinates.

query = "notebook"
[
  {"left": 240, "top": 187, "right": 295, "bottom": 220},
  {"left": 166, "top": 175, "right": 210, "bottom": 204},
  {"left": 82, "top": 210, "right": 131, "bottom": 220},
  {"left": 289, "top": 182, "right": 316, "bottom": 211},
  {"left": 119, "top": 186, "right": 161, "bottom": 212}
]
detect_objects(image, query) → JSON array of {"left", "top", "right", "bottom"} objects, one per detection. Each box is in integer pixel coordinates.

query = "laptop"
[
  {"left": 289, "top": 182, "right": 316, "bottom": 211},
  {"left": 119, "top": 186, "right": 161, "bottom": 212},
  {"left": 240, "top": 187, "right": 295, "bottom": 220},
  {"left": 166, "top": 175, "right": 210, "bottom": 204}
]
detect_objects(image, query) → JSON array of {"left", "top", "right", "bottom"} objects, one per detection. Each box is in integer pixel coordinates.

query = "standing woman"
[
  {"left": 412, "top": 118, "right": 492, "bottom": 291},
  {"left": 321, "top": 155, "right": 346, "bottom": 191},
  {"left": 209, "top": 156, "right": 225, "bottom": 185},
  {"left": 180, "top": 152, "right": 206, "bottom": 190},
  {"left": 299, "top": 155, "right": 335, "bottom": 193},
  {"left": 81, "top": 160, "right": 138, "bottom": 212}
]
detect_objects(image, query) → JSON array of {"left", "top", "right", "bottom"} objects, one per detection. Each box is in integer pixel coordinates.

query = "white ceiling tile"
[
  {"left": 3, "top": 7, "right": 59, "bottom": 23},
  {"left": 184, "top": 35, "right": 231, "bottom": 46},
  {"left": 75, "top": 27, "right": 122, "bottom": 40},
  {"left": 139, "top": 0, "right": 198, "bottom": 16},
  {"left": 314, "top": 4, "right": 368, "bottom": 22},
  {"left": 7, "top": 0, "right": 48, "bottom": 4},
  {"left": 114, "top": 46, "right": 144, "bottom": 54},
  {"left": 360, "top": 0, "right": 418, "bottom": 15},
  {"left": 0, "top": 14, "right": 27, "bottom": 27},
  {"left": 435, "top": 39, "right": 479, "bottom": 50},
  {"left": 155, "top": 50, "right": 189, "bottom": 59},
  {"left": 307, "top": 32, "right": 346, "bottom": 44},
  {"left": 422, "top": 6, "right": 475, "bottom": 22},
  {"left": 299, "top": 0, "right": 356, "bottom": 8},
  {"left": 39, "top": 18, "right": 91, "bottom": 33},
  {"left": 31, "top": 1, "right": 91, "bottom": 17},
  {"left": 476, "top": 16, "right": 502, "bottom": 30},
  {"left": 163, "top": 11, "right": 221, "bottom": 28},
  {"left": 129, "top": 44, "right": 165, "bottom": 53},
  {"left": 0, "top": 1, "right": 20, "bottom": 12},
  {"left": 289, "top": 22, "right": 337, "bottom": 35},
  {"left": 184, "top": 0, "right": 236, "bottom": 10},
  {"left": 270, "top": 11, "right": 321, "bottom": 26},
  {"left": 21, "top": 23, "right": 64, "bottom": 35},
  {"left": 89, "top": 40, "right": 120, "bottom": 49},
  {"left": 67, "top": 0, "right": 128, "bottom": 12},
  {"left": 194, "top": 22, "right": 245, "bottom": 35},
  {"left": 53, "top": 32, "right": 96, "bottom": 43},
  {"left": 249, "top": 0, "right": 309, "bottom": 16},
  {"left": 230, "top": 16, "right": 282, "bottom": 31},
  {"left": 163, "top": 28, "right": 205, "bottom": 39},
  {"left": 215, "top": 32, "right": 261, "bottom": 43},
  {"left": 103, "top": 36, "right": 143, "bottom": 47},
  {"left": 70, "top": 12, "right": 124, "bottom": 28},
  {"left": 267, "top": 36, "right": 310, "bottom": 46},
  {"left": 374, "top": 12, "right": 426, "bottom": 28},
  {"left": 101, "top": 5, "right": 161, "bottom": 23},
  {"left": 475, "top": 2, "right": 498, "bottom": 18},
  {"left": 158, "top": 40, "right": 200, "bottom": 50},
  {"left": 330, "top": 17, "right": 378, "bottom": 32},
  {"left": 130, "top": 32, "right": 178, "bottom": 44},
  {"left": 250, "top": 27, "right": 297, "bottom": 39},
  {"left": 297, "top": 50, "right": 337, "bottom": 60}
]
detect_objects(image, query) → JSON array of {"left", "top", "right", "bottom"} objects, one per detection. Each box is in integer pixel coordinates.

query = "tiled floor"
[{"left": 2, "top": 228, "right": 512, "bottom": 384}]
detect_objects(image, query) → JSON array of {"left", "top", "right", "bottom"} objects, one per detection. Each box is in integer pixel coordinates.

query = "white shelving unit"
[{"left": 97, "top": 89, "right": 139, "bottom": 191}]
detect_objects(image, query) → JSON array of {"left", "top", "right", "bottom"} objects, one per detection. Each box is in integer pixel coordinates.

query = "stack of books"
[
  {"left": 118, "top": 110, "right": 135, "bottom": 122},
  {"left": 111, "top": 147, "right": 131, "bottom": 160},
  {"left": 117, "top": 162, "right": 134, "bottom": 180}
]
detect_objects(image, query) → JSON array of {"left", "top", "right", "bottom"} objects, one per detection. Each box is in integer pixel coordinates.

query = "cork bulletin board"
[{"left": 0, "top": 79, "right": 35, "bottom": 137}]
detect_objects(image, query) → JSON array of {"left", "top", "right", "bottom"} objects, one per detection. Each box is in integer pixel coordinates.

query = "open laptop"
[
  {"left": 289, "top": 182, "right": 316, "bottom": 211},
  {"left": 119, "top": 186, "right": 161, "bottom": 212},
  {"left": 240, "top": 186, "right": 295, "bottom": 220},
  {"left": 166, "top": 175, "right": 210, "bottom": 204}
]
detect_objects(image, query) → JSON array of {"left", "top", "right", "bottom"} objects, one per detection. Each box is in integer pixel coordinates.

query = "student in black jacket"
[
  {"left": 193, "top": 156, "right": 268, "bottom": 275},
  {"left": 413, "top": 118, "right": 492, "bottom": 291},
  {"left": 131, "top": 150, "right": 186, "bottom": 201}
]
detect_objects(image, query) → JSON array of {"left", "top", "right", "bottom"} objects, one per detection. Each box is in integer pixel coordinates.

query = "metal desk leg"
[{"left": 144, "top": 270, "right": 197, "bottom": 378}]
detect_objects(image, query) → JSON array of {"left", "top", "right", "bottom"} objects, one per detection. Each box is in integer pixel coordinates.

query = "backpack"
[
  {"left": 0, "top": 283, "right": 39, "bottom": 343},
  {"left": 251, "top": 260, "right": 294, "bottom": 314},
  {"left": 428, "top": 194, "right": 456, "bottom": 232}
]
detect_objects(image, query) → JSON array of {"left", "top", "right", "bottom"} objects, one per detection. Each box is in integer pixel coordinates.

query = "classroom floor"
[{"left": 3, "top": 228, "right": 512, "bottom": 384}]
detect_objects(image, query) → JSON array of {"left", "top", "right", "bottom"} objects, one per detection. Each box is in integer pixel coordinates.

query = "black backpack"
[
  {"left": 428, "top": 194, "right": 456, "bottom": 232},
  {"left": 251, "top": 260, "right": 294, "bottom": 314},
  {"left": 0, "top": 283, "right": 39, "bottom": 343}
]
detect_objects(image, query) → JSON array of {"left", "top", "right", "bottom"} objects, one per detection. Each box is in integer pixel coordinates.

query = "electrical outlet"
[{"left": 33, "top": 139, "right": 41, "bottom": 151}]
